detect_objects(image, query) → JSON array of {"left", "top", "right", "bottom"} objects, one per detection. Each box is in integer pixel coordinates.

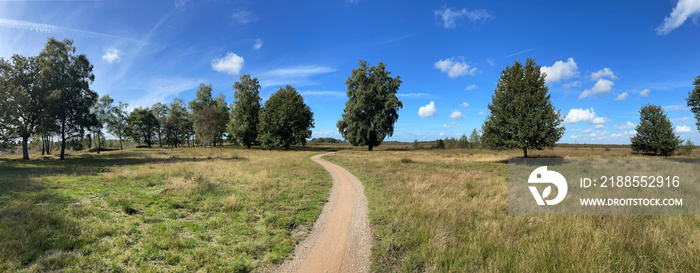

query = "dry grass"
[{"left": 326, "top": 146, "right": 700, "bottom": 272}]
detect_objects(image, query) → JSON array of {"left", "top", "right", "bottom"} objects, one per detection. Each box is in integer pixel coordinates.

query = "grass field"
[
  {"left": 0, "top": 147, "right": 331, "bottom": 272},
  {"left": 325, "top": 146, "right": 700, "bottom": 272}
]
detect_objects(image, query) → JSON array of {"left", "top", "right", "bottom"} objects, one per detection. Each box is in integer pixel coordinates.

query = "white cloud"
[
  {"left": 443, "top": 124, "right": 450, "bottom": 128},
  {"left": 465, "top": 84, "right": 478, "bottom": 90},
  {"left": 676, "top": 125, "right": 692, "bottom": 133},
  {"left": 563, "top": 108, "right": 610, "bottom": 124},
  {"left": 211, "top": 52, "right": 244, "bottom": 75},
  {"left": 615, "top": 121, "right": 636, "bottom": 130},
  {"left": 478, "top": 110, "right": 486, "bottom": 115},
  {"left": 300, "top": 91, "right": 345, "bottom": 97},
  {"left": 595, "top": 124, "right": 605, "bottom": 129},
  {"left": 130, "top": 77, "right": 200, "bottom": 108},
  {"left": 419, "top": 101, "right": 437, "bottom": 118},
  {"left": 102, "top": 48, "right": 121, "bottom": 63},
  {"left": 434, "top": 58, "right": 477, "bottom": 78},
  {"left": 640, "top": 88, "right": 651, "bottom": 97},
  {"left": 460, "top": 102, "right": 470, "bottom": 107},
  {"left": 486, "top": 58, "right": 495, "bottom": 66},
  {"left": 397, "top": 93, "right": 431, "bottom": 98},
  {"left": 540, "top": 58, "right": 578, "bottom": 83},
  {"left": 591, "top": 117, "right": 610, "bottom": 124},
  {"left": 434, "top": 7, "right": 492, "bottom": 29},
  {"left": 253, "top": 38, "right": 263, "bottom": 50},
  {"left": 614, "top": 92, "right": 629, "bottom": 101},
  {"left": 611, "top": 130, "right": 637, "bottom": 138},
  {"left": 174, "top": 0, "right": 190, "bottom": 9},
  {"left": 449, "top": 110, "right": 466, "bottom": 119},
  {"left": 590, "top": 67, "right": 617, "bottom": 80},
  {"left": 439, "top": 132, "right": 445, "bottom": 137},
  {"left": 665, "top": 105, "right": 690, "bottom": 111},
  {"left": 452, "top": 122, "right": 462, "bottom": 127},
  {"left": 232, "top": 8, "right": 258, "bottom": 25},
  {"left": 563, "top": 81, "right": 582, "bottom": 89},
  {"left": 677, "top": 117, "right": 692, "bottom": 122},
  {"left": 579, "top": 79, "right": 614, "bottom": 99},
  {"left": 656, "top": 0, "right": 700, "bottom": 35},
  {"left": 583, "top": 129, "right": 593, "bottom": 134},
  {"left": 259, "top": 65, "right": 335, "bottom": 87}
]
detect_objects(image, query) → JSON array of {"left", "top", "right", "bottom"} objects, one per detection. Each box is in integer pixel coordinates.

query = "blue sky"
[{"left": 1, "top": 0, "right": 699, "bottom": 144}]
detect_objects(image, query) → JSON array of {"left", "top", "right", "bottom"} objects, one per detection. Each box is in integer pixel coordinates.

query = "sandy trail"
[{"left": 276, "top": 152, "right": 371, "bottom": 273}]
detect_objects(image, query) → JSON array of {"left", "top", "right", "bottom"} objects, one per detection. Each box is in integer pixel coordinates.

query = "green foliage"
[
  {"left": 107, "top": 101, "right": 129, "bottom": 149},
  {"left": 435, "top": 139, "right": 445, "bottom": 149},
  {"left": 91, "top": 95, "right": 114, "bottom": 153},
  {"left": 412, "top": 139, "right": 419, "bottom": 149},
  {"left": 631, "top": 104, "right": 681, "bottom": 155},
  {"left": 337, "top": 60, "right": 403, "bottom": 151},
  {"left": 189, "top": 84, "right": 229, "bottom": 147},
  {"left": 128, "top": 108, "right": 159, "bottom": 148},
  {"left": 469, "top": 128, "right": 481, "bottom": 148},
  {"left": 309, "top": 137, "right": 345, "bottom": 144},
  {"left": 0, "top": 54, "right": 43, "bottom": 158},
  {"left": 683, "top": 139, "right": 694, "bottom": 156},
  {"left": 687, "top": 75, "right": 700, "bottom": 133},
  {"left": 229, "top": 74, "right": 261, "bottom": 148},
  {"left": 258, "top": 86, "right": 314, "bottom": 148},
  {"left": 481, "top": 58, "right": 564, "bottom": 157},
  {"left": 164, "top": 98, "right": 192, "bottom": 148},
  {"left": 151, "top": 102, "right": 168, "bottom": 147},
  {"left": 458, "top": 134, "right": 470, "bottom": 148},
  {"left": 38, "top": 38, "right": 98, "bottom": 160}
]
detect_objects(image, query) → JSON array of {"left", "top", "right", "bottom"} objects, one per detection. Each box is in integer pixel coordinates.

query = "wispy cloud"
[
  {"left": 434, "top": 6, "right": 492, "bottom": 29},
  {"left": 259, "top": 65, "right": 335, "bottom": 87},
  {"left": 505, "top": 47, "right": 537, "bottom": 58},
  {"left": 614, "top": 92, "right": 628, "bottom": 100},
  {"left": 232, "top": 8, "right": 258, "bottom": 25},
  {"left": 397, "top": 93, "right": 431, "bottom": 98},
  {"left": 0, "top": 18, "right": 148, "bottom": 45},
  {"left": 253, "top": 38, "right": 263, "bottom": 50},
  {"left": 130, "top": 77, "right": 200, "bottom": 109},
  {"left": 656, "top": 0, "right": 700, "bottom": 35},
  {"left": 300, "top": 91, "right": 346, "bottom": 97}
]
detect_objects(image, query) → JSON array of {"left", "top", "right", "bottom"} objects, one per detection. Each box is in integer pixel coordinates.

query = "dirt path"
[{"left": 276, "top": 152, "right": 371, "bottom": 273}]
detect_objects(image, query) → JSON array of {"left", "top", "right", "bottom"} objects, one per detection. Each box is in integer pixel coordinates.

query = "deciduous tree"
[
  {"left": 128, "top": 108, "right": 159, "bottom": 148},
  {"left": 229, "top": 74, "right": 261, "bottom": 148},
  {"left": 107, "top": 101, "right": 129, "bottom": 150},
  {"left": 631, "top": 104, "right": 681, "bottom": 155},
  {"left": 92, "top": 95, "right": 113, "bottom": 153},
  {"left": 481, "top": 58, "right": 564, "bottom": 157},
  {"left": 258, "top": 85, "right": 314, "bottom": 148},
  {"left": 38, "top": 38, "right": 97, "bottom": 160},
  {"left": 337, "top": 60, "right": 402, "bottom": 151}
]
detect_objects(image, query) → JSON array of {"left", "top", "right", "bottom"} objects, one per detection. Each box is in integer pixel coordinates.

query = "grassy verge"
[
  {"left": 326, "top": 148, "right": 700, "bottom": 272},
  {"left": 0, "top": 147, "right": 331, "bottom": 272}
]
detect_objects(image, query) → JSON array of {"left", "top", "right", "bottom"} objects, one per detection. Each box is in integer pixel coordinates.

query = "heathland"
[{"left": 1, "top": 144, "right": 699, "bottom": 272}]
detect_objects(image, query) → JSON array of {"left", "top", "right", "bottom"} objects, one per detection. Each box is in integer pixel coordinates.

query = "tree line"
[{"left": 0, "top": 38, "right": 316, "bottom": 160}]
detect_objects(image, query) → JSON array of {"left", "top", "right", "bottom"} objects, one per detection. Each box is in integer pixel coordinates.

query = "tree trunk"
[
  {"left": 523, "top": 148, "right": 528, "bottom": 158},
  {"left": 119, "top": 137, "right": 123, "bottom": 150},
  {"left": 368, "top": 143, "right": 373, "bottom": 151},
  {"left": 60, "top": 122, "right": 66, "bottom": 160},
  {"left": 42, "top": 137, "right": 46, "bottom": 156},
  {"left": 22, "top": 135, "right": 29, "bottom": 160},
  {"left": 97, "top": 130, "right": 101, "bottom": 154}
]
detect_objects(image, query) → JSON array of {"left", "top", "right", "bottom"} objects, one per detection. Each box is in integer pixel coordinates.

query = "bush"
[
  {"left": 683, "top": 139, "right": 694, "bottom": 156},
  {"left": 435, "top": 139, "right": 445, "bottom": 149}
]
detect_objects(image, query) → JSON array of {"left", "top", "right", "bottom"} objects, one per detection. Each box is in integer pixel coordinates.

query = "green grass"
[
  {"left": 326, "top": 147, "right": 700, "bottom": 272},
  {"left": 0, "top": 147, "right": 331, "bottom": 272}
]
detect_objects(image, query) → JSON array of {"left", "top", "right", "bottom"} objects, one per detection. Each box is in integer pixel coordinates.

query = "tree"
[
  {"left": 92, "top": 95, "right": 113, "bottom": 154},
  {"left": 258, "top": 85, "right": 314, "bottom": 148},
  {"left": 229, "top": 74, "right": 261, "bottom": 148},
  {"left": 151, "top": 102, "right": 169, "bottom": 148},
  {"left": 38, "top": 38, "right": 97, "bottom": 160},
  {"left": 337, "top": 60, "right": 403, "bottom": 151},
  {"left": 687, "top": 75, "right": 700, "bottom": 133},
  {"left": 128, "top": 108, "right": 159, "bottom": 148},
  {"left": 631, "top": 104, "right": 681, "bottom": 155},
  {"left": 189, "top": 84, "right": 228, "bottom": 147},
  {"left": 481, "top": 58, "right": 564, "bottom": 157},
  {"left": 459, "top": 134, "right": 470, "bottom": 148},
  {"left": 107, "top": 101, "right": 129, "bottom": 150},
  {"left": 165, "top": 98, "right": 189, "bottom": 147},
  {"left": 469, "top": 129, "right": 481, "bottom": 148},
  {"left": 0, "top": 54, "right": 44, "bottom": 159}
]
